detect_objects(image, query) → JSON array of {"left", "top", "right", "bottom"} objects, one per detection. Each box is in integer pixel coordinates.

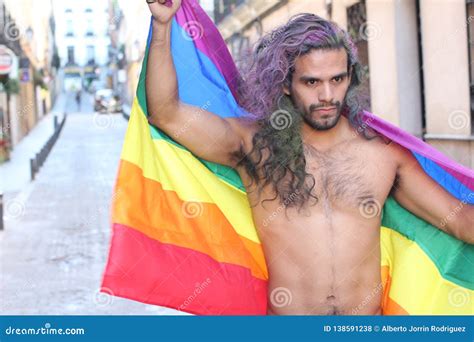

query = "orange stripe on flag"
[
  {"left": 112, "top": 159, "right": 268, "bottom": 281},
  {"left": 381, "top": 265, "right": 409, "bottom": 315}
]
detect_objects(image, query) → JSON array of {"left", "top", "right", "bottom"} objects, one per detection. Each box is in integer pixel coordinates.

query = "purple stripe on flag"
[{"left": 362, "top": 111, "right": 474, "bottom": 191}]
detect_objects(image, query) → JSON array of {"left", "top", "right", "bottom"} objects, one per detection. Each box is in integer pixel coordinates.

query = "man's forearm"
[
  {"left": 456, "top": 205, "right": 474, "bottom": 244},
  {"left": 446, "top": 204, "right": 474, "bottom": 244},
  {"left": 146, "top": 20, "right": 178, "bottom": 121}
]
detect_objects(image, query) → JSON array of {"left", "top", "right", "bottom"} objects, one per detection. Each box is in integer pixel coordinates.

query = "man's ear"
[{"left": 283, "top": 84, "right": 291, "bottom": 96}]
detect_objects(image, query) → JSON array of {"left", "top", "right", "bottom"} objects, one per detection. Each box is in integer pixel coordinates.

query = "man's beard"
[{"left": 303, "top": 101, "right": 342, "bottom": 131}]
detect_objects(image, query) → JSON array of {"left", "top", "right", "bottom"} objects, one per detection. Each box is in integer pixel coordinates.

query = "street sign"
[
  {"left": 0, "top": 45, "right": 15, "bottom": 75},
  {"left": 20, "top": 68, "right": 30, "bottom": 82}
]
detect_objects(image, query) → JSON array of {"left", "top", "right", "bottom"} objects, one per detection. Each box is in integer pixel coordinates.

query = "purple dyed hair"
[{"left": 235, "top": 13, "right": 372, "bottom": 210}]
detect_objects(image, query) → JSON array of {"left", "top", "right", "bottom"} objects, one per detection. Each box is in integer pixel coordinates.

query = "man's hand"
[{"left": 147, "top": 0, "right": 182, "bottom": 24}]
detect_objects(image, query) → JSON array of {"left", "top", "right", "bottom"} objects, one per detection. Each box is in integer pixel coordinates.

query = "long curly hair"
[{"left": 236, "top": 13, "right": 372, "bottom": 210}]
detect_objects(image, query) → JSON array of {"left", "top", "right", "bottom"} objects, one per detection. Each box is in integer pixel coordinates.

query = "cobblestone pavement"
[{"left": 0, "top": 108, "right": 186, "bottom": 315}]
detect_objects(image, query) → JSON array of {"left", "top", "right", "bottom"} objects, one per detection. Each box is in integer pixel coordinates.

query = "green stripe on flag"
[{"left": 382, "top": 196, "right": 474, "bottom": 290}]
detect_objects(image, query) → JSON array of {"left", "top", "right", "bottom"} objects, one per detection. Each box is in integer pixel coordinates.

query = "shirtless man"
[{"left": 146, "top": 0, "right": 474, "bottom": 315}]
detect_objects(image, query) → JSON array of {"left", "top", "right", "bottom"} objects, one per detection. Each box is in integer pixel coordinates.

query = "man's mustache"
[{"left": 309, "top": 101, "right": 341, "bottom": 112}]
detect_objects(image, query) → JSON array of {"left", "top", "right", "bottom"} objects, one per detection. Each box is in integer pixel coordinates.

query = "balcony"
[
  {"left": 214, "top": 0, "right": 246, "bottom": 24},
  {"left": 216, "top": 0, "right": 282, "bottom": 41}
]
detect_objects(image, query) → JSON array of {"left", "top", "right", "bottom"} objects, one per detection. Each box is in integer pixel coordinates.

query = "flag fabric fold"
[{"left": 101, "top": 0, "right": 473, "bottom": 315}]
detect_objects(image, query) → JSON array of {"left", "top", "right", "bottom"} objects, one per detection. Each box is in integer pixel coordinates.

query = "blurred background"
[
  {"left": 0, "top": 0, "right": 472, "bottom": 315},
  {"left": 1, "top": 0, "right": 474, "bottom": 168}
]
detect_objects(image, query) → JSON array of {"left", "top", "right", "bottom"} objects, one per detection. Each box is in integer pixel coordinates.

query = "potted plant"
[
  {"left": 0, "top": 133, "right": 11, "bottom": 163},
  {"left": 0, "top": 129, "right": 11, "bottom": 164}
]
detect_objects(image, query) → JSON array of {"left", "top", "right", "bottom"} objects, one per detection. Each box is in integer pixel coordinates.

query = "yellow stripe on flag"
[
  {"left": 381, "top": 227, "right": 473, "bottom": 314},
  {"left": 121, "top": 98, "right": 261, "bottom": 244}
]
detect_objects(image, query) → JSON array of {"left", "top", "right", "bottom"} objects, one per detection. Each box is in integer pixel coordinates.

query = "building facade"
[
  {"left": 114, "top": 0, "right": 151, "bottom": 106},
  {"left": 53, "top": 0, "right": 110, "bottom": 91},
  {"left": 115, "top": 0, "right": 215, "bottom": 107},
  {"left": 0, "top": 0, "right": 58, "bottom": 160},
  {"left": 215, "top": 0, "right": 473, "bottom": 168}
]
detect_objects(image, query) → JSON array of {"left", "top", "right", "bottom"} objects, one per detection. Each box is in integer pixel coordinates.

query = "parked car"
[{"left": 94, "top": 89, "right": 123, "bottom": 113}]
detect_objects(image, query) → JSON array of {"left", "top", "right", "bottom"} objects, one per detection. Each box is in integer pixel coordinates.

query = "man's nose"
[{"left": 318, "top": 83, "right": 334, "bottom": 104}]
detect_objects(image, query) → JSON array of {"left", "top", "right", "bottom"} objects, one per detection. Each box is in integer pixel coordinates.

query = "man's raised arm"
[{"left": 145, "top": 0, "right": 248, "bottom": 168}]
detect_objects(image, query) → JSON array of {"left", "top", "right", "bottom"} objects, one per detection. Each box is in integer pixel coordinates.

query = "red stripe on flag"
[{"left": 101, "top": 223, "right": 268, "bottom": 315}]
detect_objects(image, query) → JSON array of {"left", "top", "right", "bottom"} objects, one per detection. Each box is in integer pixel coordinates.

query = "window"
[
  {"left": 65, "top": 8, "right": 72, "bottom": 13},
  {"left": 85, "top": 8, "right": 92, "bottom": 13},
  {"left": 66, "top": 20, "right": 74, "bottom": 37},
  {"left": 85, "top": 19, "right": 94, "bottom": 36},
  {"left": 86, "top": 45, "right": 95, "bottom": 64},
  {"left": 67, "top": 46, "right": 75, "bottom": 64}
]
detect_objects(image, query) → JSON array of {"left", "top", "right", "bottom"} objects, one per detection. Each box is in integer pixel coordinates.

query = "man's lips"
[{"left": 314, "top": 107, "right": 336, "bottom": 114}]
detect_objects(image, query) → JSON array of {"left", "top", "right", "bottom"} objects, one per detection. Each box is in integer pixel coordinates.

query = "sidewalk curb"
[{"left": 30, "top": 114, "right": 67, "bottom": 181}]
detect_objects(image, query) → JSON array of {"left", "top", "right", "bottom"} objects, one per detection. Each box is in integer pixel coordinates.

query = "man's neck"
[{"left": 301, "top": 116, "right": 354, "bottom": 151}]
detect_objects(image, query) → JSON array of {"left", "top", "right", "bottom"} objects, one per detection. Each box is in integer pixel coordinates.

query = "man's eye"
[
  {"left": 307, "top": 80, "right": 317, "bottom": 85},
  {"left": 333, "top": 76, "right": 343, "bottom": 83}
]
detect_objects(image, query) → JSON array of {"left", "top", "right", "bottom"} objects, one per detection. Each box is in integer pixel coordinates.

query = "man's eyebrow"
[
  {"left": 331, "top": 72, "right": 349, "bottom": 79},
  {"left": 299, "top": 72, "right": 348, "bottom": 82},
  {"left": 299, "top": 75, "right": 321, "bottom": 82}
]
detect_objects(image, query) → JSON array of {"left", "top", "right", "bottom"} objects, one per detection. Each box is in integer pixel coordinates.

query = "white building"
[
  {"left": 200, "top": 0, "right": 215, "bottom": 20},
  {"left": 52, "top": 0, "right": 110, "bottom": 91}
]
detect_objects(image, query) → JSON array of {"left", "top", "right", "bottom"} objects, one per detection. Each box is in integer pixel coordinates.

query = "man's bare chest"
[{"left": 303, "top": 143, "right": 396, "bottom": 210}]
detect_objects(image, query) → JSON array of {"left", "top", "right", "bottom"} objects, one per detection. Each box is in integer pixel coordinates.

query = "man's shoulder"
[
  {"left": 371, "top": 138, "right": 416, "bottom": 171},
  {"left": 354, "top": 126, "right": 409, "bottom": 164}
]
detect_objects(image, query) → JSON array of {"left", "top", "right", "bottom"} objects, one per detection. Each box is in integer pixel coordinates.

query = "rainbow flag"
[{"left": 101, "top": 0, "right": 473, "bottom": 315}]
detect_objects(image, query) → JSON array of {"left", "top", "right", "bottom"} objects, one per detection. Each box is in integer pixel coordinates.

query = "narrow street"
[{"left": 0, "top": 97, "right": 183, "bottom": 315}]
